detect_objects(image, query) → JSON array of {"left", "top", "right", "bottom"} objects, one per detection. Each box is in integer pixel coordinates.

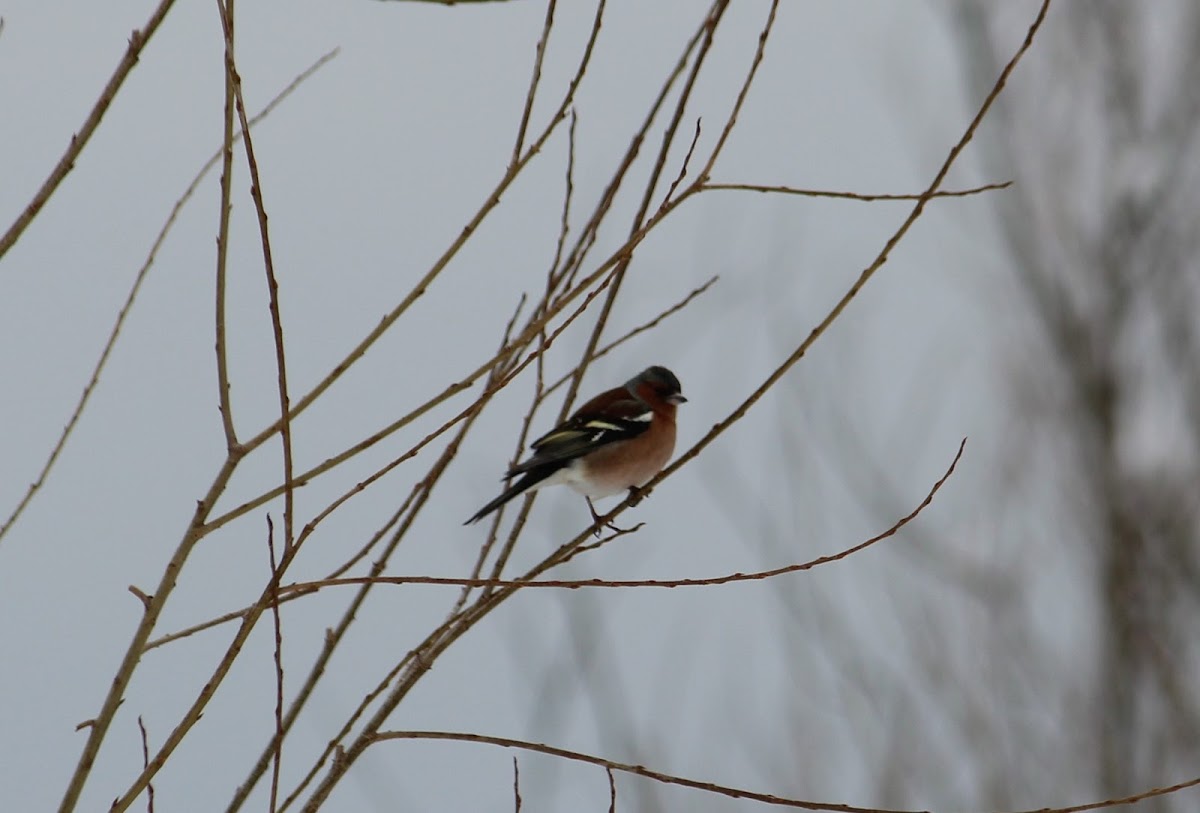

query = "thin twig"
[
  {"left": 659, "top": 117, "right": 703, "bottom": 209},
  {"left": 547, "top": 109, "right": 577, "bottom": 282},
  {"left": 144, "top": 586, "right": 320, "bottom": 652},
  {"left": 220, "top": 0, "right": 295, "bottom": 548},
  {"left": 374, "top": 730, "right": 917, "bottom": 813},
  {"left": 214, "top": 0, "right": 239, "bottom": 451},
  {"left": 266, "top": 516, "right": 285, "bottom": 813},
  {"left": 512, "top": 757, "right": 522, "bottom": 813},
  {"left": 699, "top": 0, "right": 779, "bottom": 179},
  {"left": 511, "top": 0, "right": 557, "bottom": 167},
  {"left": 269, "top": 437, "right": 963, "bottom": 594},
  {"left": 701, "top": 180, "right": 1012, "bottom": 201},
  {"left": 0, "top": 0, "right": 180, "bottom": 263},
  {"left": 381, "top": 729, "right": 1200, "bottom": 812},
  {"left": 466, "top": 300, "right": 538, "bottom": 604},
  {"left": 542, "top": 276, "right": 717, "bottom": 398},
  {"left": 137, "top": 717, "right": 154, "bottom": 813}
]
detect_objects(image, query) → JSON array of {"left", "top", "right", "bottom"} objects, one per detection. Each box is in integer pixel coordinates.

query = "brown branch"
[
  {"left": 701, "top": 180, "right": 1012, "bottom": 201},
  {"left": 547, "top": 110, "right": 578, "bottom": 285},
  {"left": 143, "top": 586, "right": 320, "bottom": 652},
  {"left": 659, "top": 117, "right": 703, "bottom": 209},
  {"left": 1000, "top": 776, "right": 1200, "bottom": 813},
  {"left": 219, "top": 0, "right": 294, "bottom": 547},
  {"left": 214, "top": 1, "right": 239, "bottom": 452},
  {"left": 372, "top": 730, "right": 923, "bottom": 813},
  {"left": 137, "top": 717, "right": 154, "bottom": 813},
  {"left": 275, "top": 438, "right": 964, "bottom": 594},
  {"left": 0, "top": 0, "right": 180, "bottom": 263},
  {"left": 127, "top": 585, "right": 152, "bottom": 612},
  {"left": 699, "top": 0, "right": 779, "bottom": 178},
  {"left": 375, "top": 729, "right": 1200, "bottom": 811},
  {"left": 511, "top": 0, "right": 557, "bottom": 167},
  {"left": 266, "top": 516, "right": 285, "bottom": 813}
]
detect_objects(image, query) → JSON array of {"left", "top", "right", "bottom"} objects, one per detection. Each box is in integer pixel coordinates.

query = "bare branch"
[
  {"left": 701, "top": 180, "right": 1012, "bottom": 201},
  {"left": 218, "top": 0, "right": 295, "bottom": 547},
  {"left": 268, "top": 438, "right": 964, "bottom": 594},
  {"left": 511, "top": 0, "right": 557, "bottom": 167},
  {"left": 265, "top": 516, "right": 285, "bottom": 813},
  {"left": 137, "top": 717, "right": 155, "bottom": 813},
  {"left": 373, "top": 730, "right": 917, "bottom": 813},
  {"left": 0, "top": 0, "right": 180, "bottom": 263}
]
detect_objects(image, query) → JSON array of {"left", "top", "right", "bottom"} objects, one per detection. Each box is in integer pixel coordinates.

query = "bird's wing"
[{"left": 507, "top": 395, "right": 651, "bottom": 476}]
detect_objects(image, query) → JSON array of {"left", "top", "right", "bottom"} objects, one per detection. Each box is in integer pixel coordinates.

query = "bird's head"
[{"left": 626, "top": 365, "right": 687, "bottom": 407}]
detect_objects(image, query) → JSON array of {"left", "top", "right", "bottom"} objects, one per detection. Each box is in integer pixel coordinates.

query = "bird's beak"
[{"left": 668, "top": 394, "right": 687, "bottom": 405}]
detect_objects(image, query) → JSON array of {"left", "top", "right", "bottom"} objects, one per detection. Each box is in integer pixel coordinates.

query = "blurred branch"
[
  {"left": 701, "top": 180, "right": 1012, "bottom": 201},
  {"left": 374, "top": 730, "right": 914, "bottom": 813},
  {"left": 375, "top": 731, "right": 1200, "bottom": 813}
]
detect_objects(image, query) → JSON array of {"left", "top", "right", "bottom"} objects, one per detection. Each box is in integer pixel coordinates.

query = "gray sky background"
[{"left": 0, "top": 1, "right": 1053, "bottom": 810}]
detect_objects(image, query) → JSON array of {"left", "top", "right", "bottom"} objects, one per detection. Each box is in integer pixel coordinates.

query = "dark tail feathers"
[{"left": 464, "top": 465, "right": 561, "bottom": 525}]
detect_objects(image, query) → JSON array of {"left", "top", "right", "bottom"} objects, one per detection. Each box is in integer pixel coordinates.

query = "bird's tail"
[{"left": 464, "top": 466, "right": 561, "bottom": 525}]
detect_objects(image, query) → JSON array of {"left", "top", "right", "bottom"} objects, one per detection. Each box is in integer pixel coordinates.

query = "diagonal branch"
[{"left": 0, "top": 0, "right": 181, "bottom": 262}]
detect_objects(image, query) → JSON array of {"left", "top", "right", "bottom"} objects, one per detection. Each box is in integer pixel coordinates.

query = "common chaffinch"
[{"left": 466, "top": 365, "right": 686, "bottom": 526}]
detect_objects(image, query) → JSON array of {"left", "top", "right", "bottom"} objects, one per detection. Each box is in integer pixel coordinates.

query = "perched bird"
[{"left": 465, "top": 365, "right": 686, "bottom": 526}]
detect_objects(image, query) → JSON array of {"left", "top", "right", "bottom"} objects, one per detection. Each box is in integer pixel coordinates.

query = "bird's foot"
[
  {"left": 587, "top": 498, "right": 627, "bottom": 537},
  {"left": 626, "top": 485, "right": 646, "bottom": 506}
]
